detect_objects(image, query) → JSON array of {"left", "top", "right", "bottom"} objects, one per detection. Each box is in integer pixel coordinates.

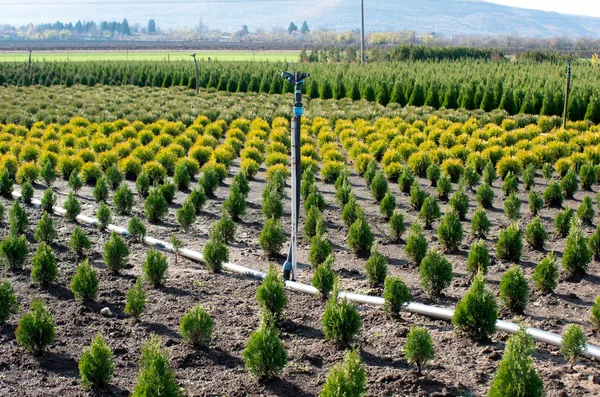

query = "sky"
[{"left": 487, "top": 0, "right": 600, "bottom": 18}]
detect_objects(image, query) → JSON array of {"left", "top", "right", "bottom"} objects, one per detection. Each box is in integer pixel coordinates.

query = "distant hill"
[{"left": 2, "top": 0, "right": 600, "bottom": 38}]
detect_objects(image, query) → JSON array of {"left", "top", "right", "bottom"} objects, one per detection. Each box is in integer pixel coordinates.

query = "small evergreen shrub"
[
  {"left": 259, "top": 218, "right": 286, "bottom": 258},
  {"left": 304, "top": 189, "right": 326, "bottom": 212},
  {"left": 143, "top": 249, "right": 168, "bottom": 287},
  {"left": 173, "top": 162, "right": 190, "bottom": 191},
  {"left": 188, "top": 186, "right": 207, "bottom": 213},
  {"left": 389, "top": 210, "right": 405, "bottom": 242},
  {"left": 561, "top": 324, "right": 586, "bottom": 369},
  {"left": 541, "top": 163, "right": 553, "bottom": 180},
  {"left": 504, "top": 193, "right": 521, "bottom": 222},
  {"left": 40, "top": 161, "right": 56, "bottom": 187},
  {"left": 135, "top": 172, "right": 150, "bottom": 197},
  {"left": 199, "top": 167, "right": 220, "bottom": 196},
  {"left": 257, "top": 263, "right": 287, "bottom": 319},
  {"left": 471, "top": 207, "right": 491, "bottom": 238},
  {"left": 589, "top": 225, "right": 600, "bottom": 260},
  {"left": 64, "top": 191, "right": 81, "bottom": 222},
  {"left": 35, "top": 212, "right": 57, "bottom": 244},
  {"left": 70, "top": 259, "right": 99, "bottom": 302},
  {"left": 96, "top": 203, "right": 111, "bottom": 231},
  {"left": 170, "top": 235, "right": 183, "bottom": 264},
  {"left": 555, "top": 207, "right": 574, "bottom": 237},
  {"left": 41, "top": 187, "right": 57, "bottom": 213},
  {"left": 398, "top": 167, "right": 415, "bottom": 193},
  {"left": 9, "top": 200, "right": 28, "bottom": 235},
  {"left": 528, "top": 191, "right": 544, "bottom": 216},
  {"left": 0, "top": 167, "right": 13, "bottom": 197},
  {"left": 405, "top": 221, "right": 428, "bottom": 265},
  {"left": 304, "top": 205, "right": 326, "bottom": 240},
  {"left": 449, "top": 187, "right": 469, "bottom": 220},
  {"left": 211, "top": 210, "right": 236, "bottom": 244},
  {"left": 476, "top": 183, "right": 494, "bottom": 209},
  {"left": 436, "top": 174, "right": 452, "bottom": 200},
  {"left": 127, "top": 216, "right": 146, "bottom": 243},
  {"left": 563, "top": 220, "right": 591, "bottom": 275},
  {"left": 92, "top": 177, "right": 109, "bottom": 203},
  {"left": 309, "top": 234, "right": 333, "bottom": 268},
  {"left": 180, "top": 304, "right": 214, "bottom": 348},
  {"left": 347, "top": 217, "right": 374, "bottom": 254},
  {"left": 113, "top": 184, "right": 134, "bottom": 215},
  {"left": 580, "top": 163, "right": 596, "bottom": 190},
  {"left": 365, "top": 243, "right": 387, "bottom": 286},
  {"left": 336, "top": 180, "right": 352, "bottom": 207},
  {"left": 496, "top": 223, "right": 523, "bottom": 263},
  {"left": 105, "top": 165, "right": 123, "bottom": 191},
  {"left": 522, "top": 164, "right": 536, "bottom": 191},
  {"left": 437, "top": 210, "right": 463, "bottom": 252},
  {"left": 501, "top": 172, "right": 519, "bottom": 196},
  {"left": 463, "top": 165, "right": 481, "bottom": 189},
  {"left": 223, "top": 182, "right": 246, "bottom": 220},
  {"left": 68, "top": 172, "right": 83, "bottom": 194},
  {"left": 322, "top": 291, "right": 362, "bottom": 347},
  {"left": 0, "top": 279, "right": 19, "bottom": 324},
  {"left": 320, "top": 349, "right": 367, "bottom": 397},
  {"left": 404, "top": 326, "right": 435, "bottom": 375},
  {"left": 525, "top": 217, "right": 548, "bottom": 250},
  {"left": 242, "top": 319, "right": 287, "bottom": 379},
  {"left": 409, "top": 182, "right": 426, "bottom": 211},
  {"left": 176, "top": 199, "right": 197, "bottom": 232},
  {"left": 364, "top": 160, "right": 378, "bottom": 186},
  {"left": 453, "top": 273, "right": 497, "bottom": 341},
  {"left": 69, "top": 226, "right": 91, "bottom": 260},
  {"left": 427, "top": 163, "right": 440, "bottom": 186},
  {"left": 487, "top": 329, "right": 545, "bottom": 397},
  {"left": 591, "top": 296, "right": 600, "bottom": 331},
  {"left": 144, "top": 188, "right": 168, "bottom": 223},
  {"left": 466, "top": 240, "right": 489, "bottom": 277},
  {"left": 419, "top": 195, "right": 440, "bottom": 227},
  {"left": 419, "top": 249, "right": 453, "bottom": 298},
  {"left": 577, "top": 196, "right": 594, "bottom": 225},
  {"left": 370, "top": 170, "right": 388, "bottom": 202},
  {"left": 262, "top": 188, "right": 283, "bottom": 220},
  {"left": 342, "top": 195, "right": 362, "bottom": 227},
  {"left": 561, "top": 167, "right": 578, "bottom": 199},
  {"left": 131, "top": 334, "right": 184, "bottom": 397},
  {"left": 203, "top": 228, "right": 229, "bottom": 273},
  {"left": 379, "top": 191, "right": 396, "bottom": 219},
  {"left": 159, "top": 182, "right": 176, "bottom": 204},
  {"left": 532, "top": 252, "right": 559, "bottom": 293},
  {"left": 20, "top": 181, "right": 33, "bottom": 204},
  {"left": 15, "top": 298, "right": 56, "bottom": 355},
  {"left": 79, "top": 333, "right": 115, "bottom": 390},
  {"left": 0, "top": 234, "right": 28, "bottom": 270},
  {"left": 125, "top": 278, "right": 146, "bottom": 320},
  {"left": 383, "top": 275, "right": 411, "bottom": 317},
  {"left": 499, "top": 265, "right": 529, "bottom": 313},
  {"left": 544, "top": 180, "right": 563, "bottom": 207},
  {"left": 103, "top": 232, "right": 129, "bottom": 274},
  {"left": 31, "top": 243, "right": 57, "bottom": 286},
  {"left": 312, "top": 254, "right": 336, "bottom": 300}
]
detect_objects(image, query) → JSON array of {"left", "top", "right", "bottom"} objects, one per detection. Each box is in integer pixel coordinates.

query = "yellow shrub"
[
  {"left": 515, "top": 150, "right": 539, "bottom": 169},
  {"left": 348, "top": 141, "right": 368, "bottom": 160},
  {"left": 246, "top": 137, "right": 267, "bottom": 153},
  {"left": 270, "top": 128, "right": 291, "bottom": 149},
  {"left": 496, "top": 156, "right": 522, "bottom": 179},
  {"left": 19, "top": 144, "right": 41, "bottom": 162},
  {"left": 241, "top": 158, "right": 260, "bottom": 179},
  {"left": 143, "top": 160, "right": 167, "bottom": 184},
  {"left": 407, "top": 152, "right": 432, "bottom": 177},
  {"left": 197, "top": 134, "right": 218, "bottom": 149},
  {"left": 202, "top": 161, "right": 228, "bottom": 181},
  {"left": 267, "top": 141, "right": 288, "bottom": 155},
  {"left": 265, "top": 152, "right": 289, "bottom": 167},
  {"left": 57, "top": 155, "right": 83, "bottom": 179},
  {"left": 301, "top": 156, "right": 318, "bottom": 174},
  {"left": 322, "top": 149, "right": 345, "bottom": 163},
  {"left": 384, "top": 162, "right": 405, "bottom": 181},
  {"left": 189, "top": 145, "right": 212, "bottom": 167},
  {"left": 381, "top": 149, "right": 402, "bottom": 168},
  {"left": 301, "top": 144, "right": 320, "bottom": 161},
  {"left": 78, "top": 148, "right": 96, "bottom": 164},
  {"left": 98, "top": 151, "right": 119, "bottom": 171},
  {"left": 266, "top": 163, "right": 290, "bottom": 181},
  {"left": 80, "top": 162, "right": 103, "bottom": 184},
  {"left": 355, "top": 153, "right": 375, "bottom": 176},
  {"left": 226, "top": 127, "right": 246, "bottom": 142},
  {"left": 440, "top": 158, "right": 464, "bottom": 182},
  {"left": 241, "top": 147, "right": 264, "bottom": 164},
  {"left": 16, "top": 162, "right": 39, "bottom": 184},
  {"left": 210, "top": 146, "right": 234, "bottom": 169},
  {"left": 321, "top": 161, "right": 346, "bottom": 184}
]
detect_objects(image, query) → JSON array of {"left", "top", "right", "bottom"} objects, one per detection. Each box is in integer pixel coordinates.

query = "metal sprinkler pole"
[
  {"left": 281, "top": 71, "right": 309, "bottom": 281},
  {"left": 191, "top": 53, "right": 199, "bottom": 94}
]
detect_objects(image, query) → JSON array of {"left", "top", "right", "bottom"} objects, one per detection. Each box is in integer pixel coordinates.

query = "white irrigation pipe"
[{"left": 11, "top": 190, "right": 600, "bottom": 361}]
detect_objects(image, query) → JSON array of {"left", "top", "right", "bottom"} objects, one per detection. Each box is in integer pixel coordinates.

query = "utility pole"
[
  {"left": 562, "top": 59, "right": 571, "bottom": 129},
  {"left": 360, "top": 0, "right": 365, "bottom": 65},
  {"left": 281, "top": 70, "right": 309, "bottom": 282},
  {"left": 191, "top": 53, "right": 199, "bottom": 94},
  {"left": 28, "top": 49, "right": 32, "bottom": 73}
]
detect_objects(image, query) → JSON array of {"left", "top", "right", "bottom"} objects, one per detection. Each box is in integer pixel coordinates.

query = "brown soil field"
[{"left": 1, "top": 157, "right": 599, "bottom": 396}]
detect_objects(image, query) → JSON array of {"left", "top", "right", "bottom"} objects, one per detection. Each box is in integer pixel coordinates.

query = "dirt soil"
[{"left": 1, "top": 157, "right": 600, "bottom": 397}]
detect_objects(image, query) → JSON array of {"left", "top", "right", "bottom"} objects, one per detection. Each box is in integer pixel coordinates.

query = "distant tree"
[
  {"left": 121, "top": 19, "right": 131, "bottom": 36},
  {"left": 288, "top": 22, "right": 298, "bottom": 34},
  {"left": 147, "top": 19, "right": 156, "bottom": 34},
  {"left": 241, "top": 25, "right": 249, "bottom": 35},
  {"left": 301, "top": 21, "right": 310, "bottom": 34}
]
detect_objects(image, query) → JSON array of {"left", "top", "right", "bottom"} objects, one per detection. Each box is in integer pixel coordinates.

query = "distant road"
[{"left": 0, "top": 50, "right": 299, "bottom": 62}]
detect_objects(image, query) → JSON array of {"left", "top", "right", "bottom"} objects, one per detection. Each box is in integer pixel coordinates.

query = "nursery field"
[{"left": 1, "top": 104, "right": 600, "bottom": 396}]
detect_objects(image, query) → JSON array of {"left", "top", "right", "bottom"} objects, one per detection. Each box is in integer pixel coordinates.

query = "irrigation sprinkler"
[
  {"left": 191, "top": 53, "right": 199, "bottom": 94},
  {"left": 281, "top": 71, "right": 310, "bottom": 282}
]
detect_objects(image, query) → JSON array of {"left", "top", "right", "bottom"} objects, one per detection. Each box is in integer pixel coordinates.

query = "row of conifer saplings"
[{"left": 0, "top": 182, "right": 597, "bottom": 396}]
